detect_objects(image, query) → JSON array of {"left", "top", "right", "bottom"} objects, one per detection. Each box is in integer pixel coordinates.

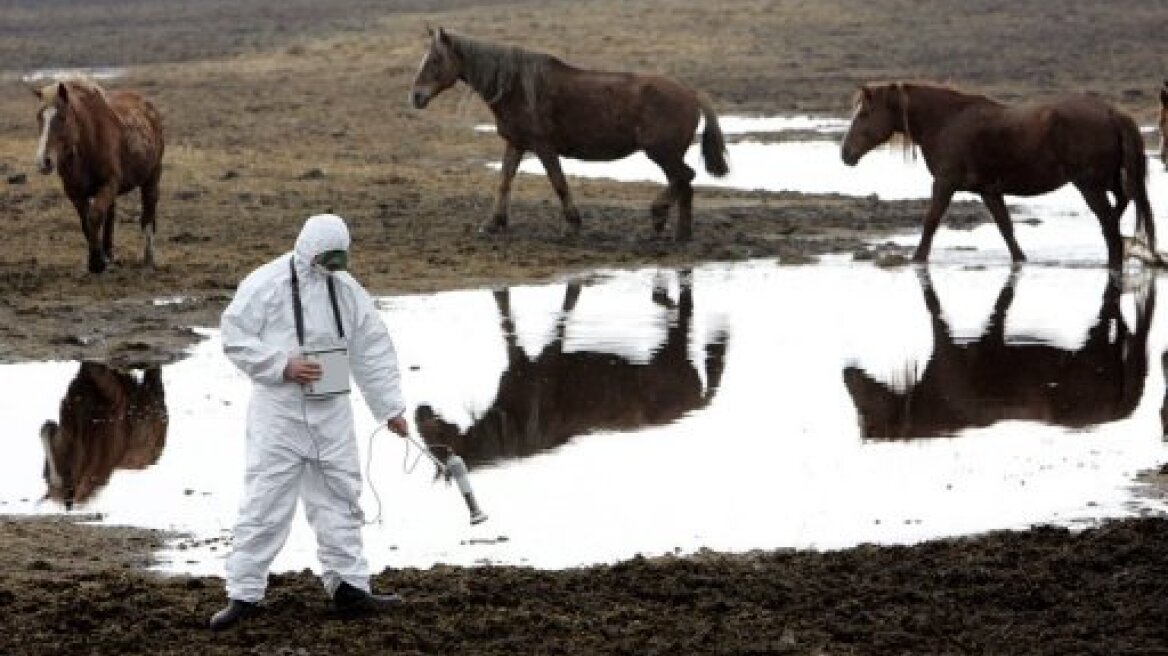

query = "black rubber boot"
[
  {"left": 333, "top": 581, "right": 403, "bottom": 613},
  {"left": 209, "top": 599, "right": 260, "bottom": 631}
]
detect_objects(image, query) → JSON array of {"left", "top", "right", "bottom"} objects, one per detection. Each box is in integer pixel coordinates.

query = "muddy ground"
[{"left": 2, "top": 0, "right": 1168, "bottom": 653}]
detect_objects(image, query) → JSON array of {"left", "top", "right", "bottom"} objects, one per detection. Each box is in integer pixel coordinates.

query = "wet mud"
[{"left": 2, "top": 0, "right": 1168, "bottom": 652}]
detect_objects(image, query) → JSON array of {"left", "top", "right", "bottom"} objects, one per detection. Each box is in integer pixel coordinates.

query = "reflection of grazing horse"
[
  {"left": 416, "top": 273, "right": 728, "bottom": 466},
  {"left": 39, "top": 363, "right": 168, "bottom": 509},
  {"left": 410, "top": 27, "right": 728, "bottom": 241},
  {"left": 843, "top": 270, "right": 1154, "bottom": 439},
  {"left": 32, "top": 78, "right": 165, "bottom": 273},
  {"left": 840, "top": 82, "right": 1155, "bottom": 268}
]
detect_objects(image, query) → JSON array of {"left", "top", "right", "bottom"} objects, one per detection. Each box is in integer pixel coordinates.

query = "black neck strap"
[{"left": 290, "top": 258, "right": 345, "bottom": 347}]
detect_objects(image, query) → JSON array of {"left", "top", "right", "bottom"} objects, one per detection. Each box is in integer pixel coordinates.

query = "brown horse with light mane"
[
  {"left": 410, "top": 27, "right": 729, "bottom": 241},
  {"left": 32, "top": 78, "right": 165, "bottom": 273},
  {"left": 39, "top": 362, "right": 168, "bottom": 510},
  {"left": 841, "top": 82, "right": 1155, "bottom": 269}
]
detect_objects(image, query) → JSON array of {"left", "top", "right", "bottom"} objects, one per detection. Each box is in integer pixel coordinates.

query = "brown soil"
[{"left": 2, "top": 0, "right": 1167, "bottom": 653}]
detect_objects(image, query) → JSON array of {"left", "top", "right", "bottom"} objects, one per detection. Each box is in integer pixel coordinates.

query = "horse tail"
[
  {"left": 696, "top": 92, "right": 729, "bottom": 177},
  {"left": 1117, "top": 112, "right": 1157, "bottom": 255}
]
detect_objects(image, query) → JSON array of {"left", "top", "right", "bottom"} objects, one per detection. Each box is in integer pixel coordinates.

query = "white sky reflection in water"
[{"left": 2, "top": 262, "right": 1168, "bottom": 577}]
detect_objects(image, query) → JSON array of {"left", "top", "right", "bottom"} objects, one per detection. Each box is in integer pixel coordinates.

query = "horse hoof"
[
  {"left": 478, "top": 220, "right": 507, "bottom": 235},
  {"left": 88, "top": 254, "right": 108, "bottom": 274}
]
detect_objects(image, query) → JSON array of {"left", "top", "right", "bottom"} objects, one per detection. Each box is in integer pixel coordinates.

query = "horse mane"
[
  {"left": 852, "top": 82, "right": 917, "bottom": 159},
  {"left": 447, "top": 32, "right": 554, "bottom": 107},
  {"left": 854, "top": 82, "right": 994, "bottom": 160},
  {"left": 46, "top": 76, "right": 119, "bottom": 130}
]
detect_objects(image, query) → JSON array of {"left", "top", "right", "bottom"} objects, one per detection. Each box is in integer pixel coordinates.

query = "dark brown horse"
[
  {"left": 32, "top": 78, "right": 165, "bottom": 273},
  {"left": 1159, "top": 79, "right": 1167, "bottom": 169},
  {"left": 844, "top": 270, "right": 1154, "bottom": 439},
  {"left": 841, "top": 82, "right": 1155, "bottom": 269},
  {"left": 39, "top": 362, "right": 168, "bottom": 509},
  {"left": 410, "top": 27, "right": 729, "bottom": 241},
  {"left": 415, "top": 272, "right": 728, "bottom": 467}
]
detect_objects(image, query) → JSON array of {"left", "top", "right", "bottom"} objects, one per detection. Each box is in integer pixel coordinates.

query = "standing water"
[{"left": 1, "top": 261, "right": 1166, "bottom": 575}]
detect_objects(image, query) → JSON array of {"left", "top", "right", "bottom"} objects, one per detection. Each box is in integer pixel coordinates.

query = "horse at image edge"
[
  {"left": 410, "top": 27, "right": 729, "bottom": 242},
  {"left": 841, "top": 82, "right": 1155, "bottom": 269}
]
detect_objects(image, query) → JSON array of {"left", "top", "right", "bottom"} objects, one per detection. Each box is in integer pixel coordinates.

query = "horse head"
[
  {"left": 411, "top": 26, "right": 462, "bottom": 109},
  {"left": 1159, "top": 79, "right": 1167, "bottom": 169},
  {"left": 32, "top": 81, "right": 77, "bottom": 176},
  {"left": 841, "top": 83, "right": 905, "bottom": 166}
]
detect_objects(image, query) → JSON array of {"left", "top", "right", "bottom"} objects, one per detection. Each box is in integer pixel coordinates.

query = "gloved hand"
[
  {"left": 386, "top": 414, "right": 409, "bottom": 437},
  {"left": 284, "top": 357, "right": 321, "bottom": 384}
]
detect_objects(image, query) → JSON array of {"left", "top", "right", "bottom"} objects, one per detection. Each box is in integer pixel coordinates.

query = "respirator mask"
[{"left": 313, "top": 249, "right": 349, "bottom": 275}]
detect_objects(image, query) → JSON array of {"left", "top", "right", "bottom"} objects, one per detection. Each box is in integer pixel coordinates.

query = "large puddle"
[
  {"left": 3, "top": 116, "right": 1167, "bottom": 577},
  {"left": 3, "top": 261, "right": 1167, "bottom": 575}
]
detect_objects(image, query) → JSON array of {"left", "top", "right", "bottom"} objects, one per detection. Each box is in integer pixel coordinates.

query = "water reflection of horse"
[
  {"left": 843, "top": 270, "right": 1154, "bottom": 439},
  {"left": 31, "top": 78, "right": 165, "bottom": 274},
  {"left": 841, "top": 82, "right": 1155, "bottom": 269},
  {"left": 410, "top": 27, "right": 729, "bottom": 241},
  {"left": 39, "top": 362, "right": 168, "bottom": 509},
  {"left": 415, "top": 272, "right": 728, "bottom": 466}
]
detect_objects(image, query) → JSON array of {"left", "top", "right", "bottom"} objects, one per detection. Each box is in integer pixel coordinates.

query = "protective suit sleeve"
[
  {"left": 221, "top": 274, "right": 288, "bottom": 386},
  {"left": 347, "top": 281, "right": 406, "bottom": 424}
]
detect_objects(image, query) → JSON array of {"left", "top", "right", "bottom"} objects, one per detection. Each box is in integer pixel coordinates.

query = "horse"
[
  {"left": 840, "top": 82, "right": 1155, "bottom": 269},
  {"left": 843, "top": 269, "right": 1153, "bottom": 439},
  {"left": 1159, "top": 79, "right": 1167, "bottom": 169},
  {"left": 32, "top": 78, "right": 165, "bottom": 274},
  {"left": 414, "top": 271, "right": 728, "bottom": 467},
  {"left": 39, "top": 362, "right": 168, "bottom": 509},
  {"left": 410, "top": 27, "right": 729, "bottom": 241}
]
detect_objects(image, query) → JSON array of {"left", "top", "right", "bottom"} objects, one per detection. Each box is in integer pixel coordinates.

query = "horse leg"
[
  {"left": 492, "top": 288, "right": 524, "bottom": 363},
  {"left": 553, "top": 282, "right": 582, "bottom": 347},
  {"left": 1076, "top": 183, "right": 1123, "bottom": 269},
  {"left": 141, "top": 175, "right": 161, "bottom": 268},
  {"left": 103, "top": 200, "right": 117, "bottom": 263},
  {"left": 980, "top": 192, "right": 1026, "bottom": 262},
  {"left": 913, "top": 181, "right": 955, "bottom": 263},
  {"left": 483, "top": 143, "right": 522, "bottom": 234},
  {"left": 673, "top": 174, "right": 695, "bottom": 242},
  {"left": 535, "top": 151, "right": 581, "bottom": 236},
  {"left": 650, "top": 185, "right": 676, "bottom": 234},
  {"left": 87, "top": 183, "right": 118, "bottom": 273},
  {"left": 649, "top": 151, "right": 696, "bottom": 241}
]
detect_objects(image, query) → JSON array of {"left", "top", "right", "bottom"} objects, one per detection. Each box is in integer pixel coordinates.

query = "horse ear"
[
  {"left": 436, "top": 27, "right": 451, "bottom": 46},
  {"left": 1161, "top": 85, "right": 1168, "bottom": 105},
  {"left": 55, "top": 82, "right": 68, "bottom": 105},
  {"left": 860, "top": 85, "right": 874, "bottom": 106}
]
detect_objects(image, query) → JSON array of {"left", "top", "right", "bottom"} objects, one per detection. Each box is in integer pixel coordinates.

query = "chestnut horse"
[
  {"left": 841, "top": 83, "right": 1155, "bottom": 269},
  {"left": 40, "top": 362, "right": 168, "bottom": 509},
  {"left": 410, "top": 27, "right": 729, "bottom": 241},
  {"left": 1159, "top": 79, "right": 1167, "bottom": 169},
  {"left": 32, "top": 78, "right": 165, "bottom": 273}
]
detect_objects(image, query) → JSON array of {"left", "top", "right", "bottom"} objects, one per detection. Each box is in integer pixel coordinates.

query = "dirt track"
[{"left": 2, "top": 0, "right": 1168, "bottom": 653}]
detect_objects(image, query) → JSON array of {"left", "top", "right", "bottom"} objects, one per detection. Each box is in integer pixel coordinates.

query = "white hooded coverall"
[{"left": 220, "top": 214, "right": 405, "bottom": 602}]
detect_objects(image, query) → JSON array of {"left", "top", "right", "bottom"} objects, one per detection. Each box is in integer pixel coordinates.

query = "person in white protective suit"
[{"left": 210, "top": 213, "right": 410, "bottom": 631}]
